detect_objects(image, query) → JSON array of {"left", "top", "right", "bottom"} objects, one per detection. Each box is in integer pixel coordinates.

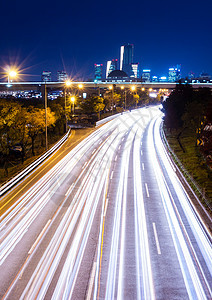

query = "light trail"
[
  {"left": 148, "top": 115, "right": 212, "bottom": 300},
  {"left": 0, "top": 105, "right": 211, "bottom": 300}
]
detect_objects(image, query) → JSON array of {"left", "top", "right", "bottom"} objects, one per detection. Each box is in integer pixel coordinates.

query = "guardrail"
[
  {"left": 96, "top": 110, "right": 131, "bottom": 127},
  {"left": 0, "top": 129, "right": 71, "bottom": 197},
  {"left": 0, "top": 110, "right": 131, "bottom": 196}
]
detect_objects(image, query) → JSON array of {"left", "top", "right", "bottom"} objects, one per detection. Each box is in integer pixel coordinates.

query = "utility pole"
[
  {"left": 125, "top": 89, "right": 127, "bottom": 110},
  {"left": 44, "top": 83, "right": 48, "bottom": 151},
  {"left": 64, "top": 88, "right": 67, "bottom": 132}
]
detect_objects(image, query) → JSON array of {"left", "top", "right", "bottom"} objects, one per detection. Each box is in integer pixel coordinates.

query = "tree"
[
  {"left": 79, "top": 96, "right": 105, "bottom": 119},
  {"left": 27, "top": 107, "right": 56, "bottom": 155},
  {"left": 162, "top": 83, "right": 194, "bottom": 130},
  {"left": 0, "top": 99, "right": 22, "bottom": 175}
]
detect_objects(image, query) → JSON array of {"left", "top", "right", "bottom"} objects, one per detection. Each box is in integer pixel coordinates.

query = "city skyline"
[{"left": 0, "top": 0, "right": 211, "bottom": 80}]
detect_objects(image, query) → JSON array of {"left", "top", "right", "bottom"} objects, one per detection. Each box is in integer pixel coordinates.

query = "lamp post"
[
  {"left": 71, "top": 96, "right": 75, "bottom": 114},
  {"left": 78, "top": 83, "right": 83, "bottom": 97},
  {"left": 109, "top": 85, "right": 114, "bottom": 114},
  {"left": 8, "top": 70, "right": 17, "bottom": 84},
  {"left": 131, "top": 85, "right": 137, "bottom": 109},
  {"left": 121, "top": 85, "right": 126, "bottom": 110},
  {"left": 44, "top": 83, "right": 48, "bottom": 151},
  {"left": 65, "top": 80, "right": 72, "bottom": 132}
]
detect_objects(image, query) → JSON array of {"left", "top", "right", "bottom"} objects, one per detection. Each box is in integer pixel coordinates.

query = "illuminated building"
[
  {"left": 159, "top": 76, "right": 167, "bottom": 82},
  {"left": 106, "top": 70, "right": 129, "bottom": 82},
  {"left": 131, "top": 63, "right": 139, "bottom": 78},
  {"left": 106, "top": 59, "right": 118, "bottom": 78},
  {"left": 142, "top": 69, "right": 151, "bottom": 82},
  {"left": 41, "top": 71, "right": 52, "bottom": 82},
  {"left": 57, "top": 71, "right": 68, "bottom": 82},
  {"left": 168, "top": 65, "right": 181, "bottom": 82},
  {"left": 152, "top": 75, "right": 158, "bottom": 82},
  {"left": 199, "top": 72, "right": 211, "bottom": 82},
  {"left": 94, "top": 64, "right": 103, "bottom": 81},
  {"left": 120, "top": 44, "right": 134, "bottom": 77}
]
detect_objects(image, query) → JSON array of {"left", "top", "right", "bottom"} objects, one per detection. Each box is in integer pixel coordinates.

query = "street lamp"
[
  {"left": 108, "top": 85, "right": 114, "bottom": 114},
  {"left": 71, "top": 96, "right": 75, "bottom": 114},
  {"left": 8, "top": 70, "right": 17, "bottom": 83},
  {"left": 120, "top": 86, "right": 127, "bottom": 110},
  {"left": 64, "top": 80, "right": 72, "bottom": 132},
  {"left": 131, "top": 85, "right": 138, "bottom": 108}
]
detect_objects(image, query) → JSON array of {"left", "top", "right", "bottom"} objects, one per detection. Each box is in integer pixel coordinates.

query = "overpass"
[{"left": 0, "top": 81, "right": 212, "bottom": 92}]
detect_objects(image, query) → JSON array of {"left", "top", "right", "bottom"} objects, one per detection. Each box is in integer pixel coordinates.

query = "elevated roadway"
[{"left": 0, "top": 81, "right": 212, "bottom": 92}]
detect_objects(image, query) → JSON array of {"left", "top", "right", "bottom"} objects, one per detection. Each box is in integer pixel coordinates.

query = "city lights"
[{"left": 65, "top": 80, "right": 72, "bottom": 87}]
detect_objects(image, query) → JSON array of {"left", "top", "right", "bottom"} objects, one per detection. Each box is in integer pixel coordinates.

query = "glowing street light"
[
  {"left": 78, "top": 84, "right": 83, "bottom": 89},
  {"left": 131, "top": 86, "right": 138, "bottom": 108},
  {"left": 64, "top": 81, "right": 72, "bottom": 132},
  {"left": 108, "top": 85, "right": 114, "bottom": 114},
  {"left": 65, "top": 80, "right": 72, "bottom": 87},
  {"left": 71, "top": 96, "right": 76, "bottom": 113},
  {"left": 8, "top": 69, "right": 17, "bottom": 83}
]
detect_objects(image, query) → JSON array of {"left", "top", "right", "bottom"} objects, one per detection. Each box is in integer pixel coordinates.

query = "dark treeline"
[{"left": 162, "top": 84, "right": 212, "bottom": 161}]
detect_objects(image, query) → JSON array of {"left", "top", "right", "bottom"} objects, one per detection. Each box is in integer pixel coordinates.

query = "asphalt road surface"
[{"left": 0, "top": 106, "right": 211, "bottom": 300}]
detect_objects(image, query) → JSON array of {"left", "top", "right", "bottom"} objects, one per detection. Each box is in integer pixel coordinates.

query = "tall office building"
[
  {"left": 41, "top": 71, "right": 52, "bottom": 82},
  {"left": 131, "top": 63, "right": 139, "bottom": 78},
  {"left": 94, "top": 64, "right": 103, "bottom": 81},
  {"left": 120, "top": 44, "right": 134, "bottom": 77},
  {"left": 57, "top": 71, "right": 68, "bottom": 82},
  {"left": 168, "top": 65, "right": 181, "bottom": 82},
  {"left": 106, "top": 59, "right": 118, "bottom": 78},
  {"left": 142, "top": 69, "right": 151, "bottom": 82}
]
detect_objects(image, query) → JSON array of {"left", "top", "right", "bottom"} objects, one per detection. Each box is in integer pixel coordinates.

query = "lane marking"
[
  {"left": 65, "top": 183, "right": 74, "bottom": 196},
  {"left": 28, "top": 219, "right": 51, "bottom": 255},
  {"left": 86, "top": 262, "right": 97, "bottom": 300},
  {"left": 145, "top": 183, "right": 150, "bottom": 198},
  {"left": 115, "top": 155, "right": 117, "bottom": 162},
  {"left": 142, "top": 163, "right": 145, "bottom": 171},
  {"left": 104, "top": 198, "right": 108, "bottom": 217},
  {"left": 118, "top": 145, "right": 121, "bottom": 150},
  {"left": 141, "top": 150, "right": 143, "bottom": 156},
  {"left": 82, "top": 161, "right": 87, "bottom": 169},
  {"left": 110, "top": 171, "right": 114, "bottom": 180},
  {"left": 152, "top": 223, "right": 161, "bottom": 255},
  {"left": 122, "top": 138, "right": 124, "bottom": 141},
  {"left": 92, "top": 149, "right": 96, "bottom": 154}
]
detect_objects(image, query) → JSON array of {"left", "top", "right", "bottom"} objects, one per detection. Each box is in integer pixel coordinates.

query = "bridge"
[{"left": 0, "top": 81, "right": 212, "bottom": 92}]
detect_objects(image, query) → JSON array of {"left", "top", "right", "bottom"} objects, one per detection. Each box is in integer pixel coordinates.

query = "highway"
[{"left": 0, "top": 106, "right": 211, "bottom": 299}]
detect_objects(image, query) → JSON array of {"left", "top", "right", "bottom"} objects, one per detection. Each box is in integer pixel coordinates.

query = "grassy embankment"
[{"left": 164, "top": 127, "right": 212, "bottom": 209}]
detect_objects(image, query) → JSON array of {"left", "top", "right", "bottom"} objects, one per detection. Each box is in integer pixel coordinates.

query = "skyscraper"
[
  {"left": 142, "top": 69, "right": 151, "bottom": 82},
  {"left": 94, "top": 64, "right": 103, "bottom": 81},
  {"left": 41, "top": 71, "right": 52, "bottom": 82},
  {"left": 120, "top": 44, "right": 134, "bottom": 77},
  {"left": 106, "top": 59, "right": 118, "bottom": 78},
  {"left": 168, "top": 65, "right": 181, "bottom": 82},
  {"left": 131, "top": 63, "right": 139, "bottom": 78},
  {"left": 57, "top": 71, "right": 68, "bottom": 82}
]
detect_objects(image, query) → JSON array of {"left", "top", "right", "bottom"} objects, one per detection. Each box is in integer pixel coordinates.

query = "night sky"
[{"left": 0, "top": 0, "right": 212, "bottom": 81}]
